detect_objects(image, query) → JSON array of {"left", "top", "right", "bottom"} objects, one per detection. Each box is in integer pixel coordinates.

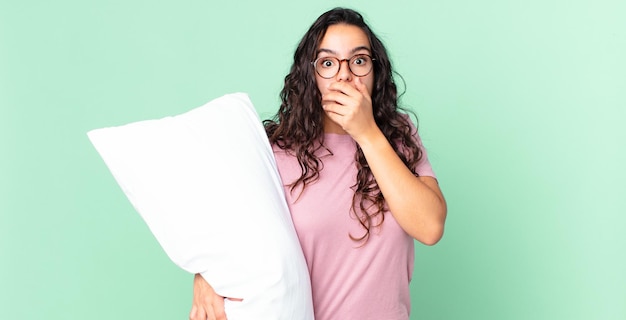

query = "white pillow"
[{"left": 87, "top": 93, "right": 314, "bottom": 319}]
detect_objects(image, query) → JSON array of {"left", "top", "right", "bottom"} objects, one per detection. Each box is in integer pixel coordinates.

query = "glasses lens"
[
  {"left": 349, "top": 55, "right": 373, "bottom": 77},
  {"left": 315, "top": 57, "right": 339, "bottom": 78}
]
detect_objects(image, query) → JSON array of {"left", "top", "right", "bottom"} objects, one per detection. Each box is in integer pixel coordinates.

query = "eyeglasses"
[{"left": 311, "top": 54, "right": 375, "bottom": 79}]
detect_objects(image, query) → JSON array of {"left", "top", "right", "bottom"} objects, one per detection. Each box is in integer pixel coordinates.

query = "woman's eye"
[
  {"left": 353, "top": 56, "right": 369, "bottom": 65},
  {"left": 322, "top": 60, "right": 335, "bottom": 68}
]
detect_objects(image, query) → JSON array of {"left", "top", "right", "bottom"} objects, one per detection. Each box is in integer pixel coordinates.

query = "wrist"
[{"left": 354, "top": 126, "right": 386, "bottom": 151}]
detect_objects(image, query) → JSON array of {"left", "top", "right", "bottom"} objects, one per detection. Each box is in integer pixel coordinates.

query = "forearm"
[{"left": 356, "top": 129, "right": 447, "bottom": 245}]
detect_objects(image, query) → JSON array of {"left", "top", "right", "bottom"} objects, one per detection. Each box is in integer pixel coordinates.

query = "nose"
[{"left": 336, "top": 59, "right": 352, "bottom": 82}]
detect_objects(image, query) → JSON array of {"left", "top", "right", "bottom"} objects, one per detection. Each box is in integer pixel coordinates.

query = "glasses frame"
[{"left": 311, "top": 54, "right": 376, "bottom": 79}]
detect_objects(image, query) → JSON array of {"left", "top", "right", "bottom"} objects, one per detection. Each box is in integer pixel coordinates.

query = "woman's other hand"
[{"left": 189, "top": 274, "right": 227, "bottom": 320}]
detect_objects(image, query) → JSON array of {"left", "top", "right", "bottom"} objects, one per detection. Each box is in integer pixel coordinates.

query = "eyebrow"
[{"left": 316, "top": 46, "right": 372, "bottom": 56}]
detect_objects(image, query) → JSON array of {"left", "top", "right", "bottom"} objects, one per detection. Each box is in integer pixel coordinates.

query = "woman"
[{"left": 190, "top": 7, "right": 446, "bottom": 320}]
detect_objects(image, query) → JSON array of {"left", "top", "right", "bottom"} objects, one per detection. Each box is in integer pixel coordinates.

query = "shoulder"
[{"left": 271, "top": 143, "right": 298, "bottom": 167}]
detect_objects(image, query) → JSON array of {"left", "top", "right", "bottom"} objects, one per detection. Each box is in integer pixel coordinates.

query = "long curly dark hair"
[{"left": 264, "top": 7, "right": 422, "bottom": 243}]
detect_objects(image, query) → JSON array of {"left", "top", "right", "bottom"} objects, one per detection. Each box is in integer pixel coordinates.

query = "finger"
[
  {"left": 324, "top": 108, "right": 343, "bottom": 126},
  {"left": 214, "top": 297, "right": 227, "bottom": 320},
  {"left": 322, "top": 102, "right": 346, "bottom": 116},
  {"left": 188, "top": 306, "right": 197, "bottom": 320},
  {"left": 328, "top": 81, "right": 359, "bottom": 96},
  {"left": 354, "top": 77, "right": 369, "bottom": 95},
  {"left": 324, "top": 86, "right": 361, "bottom": 107},
  {"left": 322, "top": 92, "right": 350, "bottom": 108},
  {"left": 189, "top": 306, "right": 207, "bottom": 320},
  {"left": 321, "top": 89, "right": 347, "bottom": 112}
]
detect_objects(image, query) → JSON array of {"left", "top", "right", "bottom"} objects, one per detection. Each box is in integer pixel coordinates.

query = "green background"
[{"left": 1, "top": 0, "right": 624, "bottom": 319}]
